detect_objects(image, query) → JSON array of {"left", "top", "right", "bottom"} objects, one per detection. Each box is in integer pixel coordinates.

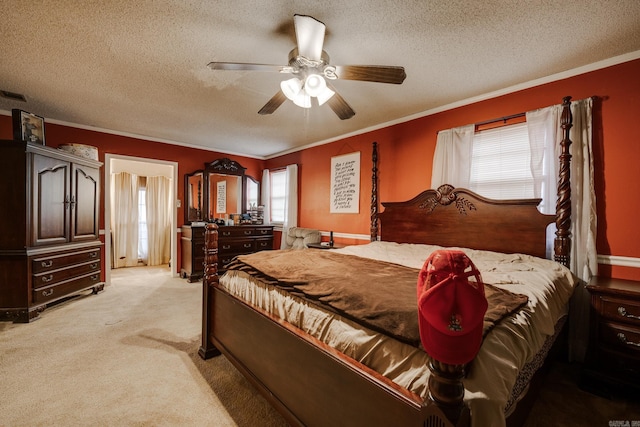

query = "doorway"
[{"left": 104, "top": 154, "right": 178, "bottom": 285}]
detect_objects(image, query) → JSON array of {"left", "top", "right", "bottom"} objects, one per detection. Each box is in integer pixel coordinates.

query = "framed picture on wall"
[{"left": 12, "top": 109, "right": 45, "bottom": 145}]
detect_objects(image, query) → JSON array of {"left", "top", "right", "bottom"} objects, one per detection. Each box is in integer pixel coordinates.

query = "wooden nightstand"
[{"left": 581, "top": 277, "right": 640, "bottom": 398}]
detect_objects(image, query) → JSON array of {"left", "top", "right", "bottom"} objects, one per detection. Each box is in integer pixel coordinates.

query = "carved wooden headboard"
[{"left": 378, "top": 185, "right": 553, "bottom": 258}]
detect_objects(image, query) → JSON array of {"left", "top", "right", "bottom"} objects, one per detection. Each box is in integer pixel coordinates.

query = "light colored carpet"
[{"left": 0, "top": 265, "right": 287, "bottom": 427}]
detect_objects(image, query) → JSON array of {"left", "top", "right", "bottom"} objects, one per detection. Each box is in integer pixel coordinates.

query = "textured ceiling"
[{"left": 1, "top": 1, "right": 640, "bottom": 158}]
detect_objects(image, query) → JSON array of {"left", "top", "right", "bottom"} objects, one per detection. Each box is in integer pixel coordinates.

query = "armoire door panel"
[
  {"left": 72, "top": 165, "right": 100, "bottom": 241},
  {"left": 32, "top": 154, "right": 70, "bottom": 246}
]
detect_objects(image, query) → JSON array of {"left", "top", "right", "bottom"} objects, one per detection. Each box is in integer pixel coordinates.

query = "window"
[
  {"left": 270, "top": 169, "right": 286, "bottom": 223},
  {"left": 469, "top": 122, "right": 534, "bottom": 200}
]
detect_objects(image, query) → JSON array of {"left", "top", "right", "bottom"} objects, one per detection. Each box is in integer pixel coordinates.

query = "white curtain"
[
  {"left": 431, "top": 125, "right": 475, "bottom": 188},
  {"left": 110, "top": 172, "right": 140, "bottom": 268},
  {"left": 527, "top": 99, "right": 597, "bottom": 361},
  {"left": 146, "top": 176, "right": 172, "bottom": 266},
  {"left": 279, "top": 164, "right": 298, "bottom": 249},
  {"left": 525, "top": 108, "right": 559, "bottom": 215},
  {"left": 261, "top": 168, "right": 271, "bottom": 225}
]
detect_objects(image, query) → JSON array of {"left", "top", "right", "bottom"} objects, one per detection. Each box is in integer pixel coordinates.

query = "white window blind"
[
  {"left": 469, "top": 122, "right": 533, "bottom": 199},
  {"left": 270, "top": 169, "right": 286, "bottom": 223}
]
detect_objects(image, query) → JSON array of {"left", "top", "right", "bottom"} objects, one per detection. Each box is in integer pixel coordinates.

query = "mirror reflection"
[
  {"left": 246, "top": 176, "right": 259, "bottom": 211},
  {"left": 208, "top": 173, "right": 242, "bottom": 221},
  {"left": 186, "top": 171, "right": 203, "bottom": 223}
]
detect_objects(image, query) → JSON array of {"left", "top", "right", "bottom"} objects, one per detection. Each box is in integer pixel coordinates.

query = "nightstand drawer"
[
  {"left": 599, "top": 321, "right": 640, "bottom": 355},
  {"left": 599, "top": 296, "right": 640, "bottom": 327}
]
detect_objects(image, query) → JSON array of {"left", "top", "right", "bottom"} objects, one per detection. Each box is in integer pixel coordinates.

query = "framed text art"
[
  {"left": 330, "top": 151, "right": 360, "bottom": 214},
  {"left": 12, "top": 109, "right": 45, "bottom": 145}
]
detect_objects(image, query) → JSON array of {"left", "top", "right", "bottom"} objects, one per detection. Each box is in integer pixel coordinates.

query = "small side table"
[{"left": 581, "top": 276, "right": 640, "bottom": 398}]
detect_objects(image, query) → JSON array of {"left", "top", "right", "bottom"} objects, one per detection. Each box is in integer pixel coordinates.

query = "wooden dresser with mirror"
[{"left": 181, "top": 158, "right": 272, "bottom": 282}]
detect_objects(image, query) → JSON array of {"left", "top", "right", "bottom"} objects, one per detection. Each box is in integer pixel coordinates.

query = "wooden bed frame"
[{"left": 199, "top": 96, "right": 575, "bottom": 426}]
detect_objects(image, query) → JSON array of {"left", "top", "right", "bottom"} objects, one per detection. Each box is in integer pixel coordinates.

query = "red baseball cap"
[{"left": 417, "top": 250, "right": 488, "bottom": 365}]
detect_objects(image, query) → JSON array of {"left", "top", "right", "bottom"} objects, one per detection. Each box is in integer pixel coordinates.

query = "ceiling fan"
[{"left": 207, "top": 14, "right": 406, "bottom": 120}]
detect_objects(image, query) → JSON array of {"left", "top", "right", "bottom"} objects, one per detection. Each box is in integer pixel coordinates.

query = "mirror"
[
  {"left": 245, "top": 176, "right": 259, "bottom": 211},
  {"left": 192, "top": 158, "right": 260, "bottom": 224},
  {"left": 184, "top": 170, "right": 203, "bottom": 223}
]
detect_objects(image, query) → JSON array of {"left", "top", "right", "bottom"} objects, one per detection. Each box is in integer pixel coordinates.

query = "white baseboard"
[{"left": 597, "top": 254, "right": 640, "bottom": 269}]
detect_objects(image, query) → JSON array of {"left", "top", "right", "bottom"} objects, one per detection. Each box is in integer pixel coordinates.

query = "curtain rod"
[{"left": 475, "top": 112, "right": 525, "bottom": 127}]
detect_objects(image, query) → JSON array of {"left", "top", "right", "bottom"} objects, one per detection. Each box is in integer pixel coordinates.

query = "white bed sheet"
[{"left": 219, "top": 241, "right": 577, "bottom": 427}]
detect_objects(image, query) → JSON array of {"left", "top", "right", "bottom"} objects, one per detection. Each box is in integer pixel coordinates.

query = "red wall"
[
  {"left": 3, "top": 58, "right": 639, "bottom": 280},
  {"left": 267, "top": 58, "right": 640, "bottom": 281}
]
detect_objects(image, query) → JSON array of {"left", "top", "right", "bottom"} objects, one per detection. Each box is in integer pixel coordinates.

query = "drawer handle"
[
  {"left": 89, "top": 251, "right": 98, "bottom": 258},
  {"left": 222, "top": 231, "right": 231, "bottom": 236},
  {"left": 243, "top": 243, "right": 252, "bottom": 248},
  {"left": 617, "top": 332, "right": 640, "bottom": 348},
  {"left": 41, "top": 260, "right": 53, "bottom": 268},
  {"left": 244, "top": 230, "right": 252, "bottom": 235},
  {"left": 222, "top": 245, "right": 231, "bottom": 250},
  {"left": 260, "top": 230, "right": 268, "bottom": 234},
  {"left": 41, "top": 274, "right": 54, "bottom": 283},
  {"left": 91, "top": 274, "right": 99, "bottom": 281},
  {"left": 42, "top": 289, "right": 54, "bottom": 297},
  {"left": 618, "top": 306, "right": 640, "bottom": 320},
  {"left": 90, "top": 262, "right": 98, "bottom": 269}
]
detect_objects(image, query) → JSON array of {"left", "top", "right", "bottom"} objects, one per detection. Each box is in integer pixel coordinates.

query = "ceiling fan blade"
[
  {"left": 258, "top": 91, "right": 287, "bottom": 115},
  {"left": 333, "top": 65, "right": 406, "bottom": 84},
  {"left": 208, "top": 62, "right": 292, "bottom": 73},
  {"left": 325, "top": 86, "right": 355, "bottom": 120},
  {"left": 293, "top": 14, "right": 325, "bottom": 61}
]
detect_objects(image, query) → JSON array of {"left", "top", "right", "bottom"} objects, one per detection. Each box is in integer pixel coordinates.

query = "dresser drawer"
[
  {"left": 219, "top": 255, "right": 236, "bottom": 269},
  {"left": 32, "top": 272, "right": 101, "bottom": 304},
  {"left": 255, "top": 238, "right": 273, "bottom": 251},
  {"left": 32, "top": 248, "right": 101, "bottom": 274},
  {"left": 219, "top": 239, "right": 255, "bottom": 253},
  {"left": 254, "top": 227, "right": 274, "bottom": 237},
  {"left": 33, "top": 260, "right": 101, "bottom": 290},
  {"left": 218, "top": 227, "right": 257, "bottom": 239},
  {"left": 598, "top": 296, "right": 640, "bottom": 327}
]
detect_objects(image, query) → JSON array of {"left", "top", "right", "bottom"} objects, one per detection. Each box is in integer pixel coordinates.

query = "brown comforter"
[{"left": 227, "top": 249, "right": 528, "bottom": 347}]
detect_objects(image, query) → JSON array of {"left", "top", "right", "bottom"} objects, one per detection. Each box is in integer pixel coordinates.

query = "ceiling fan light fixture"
[
  {"left": 280, "top": 77, "right": 303, "bottom": 100},
  {"left": 303, "top": 73, "right": 326, "bottom": 97},
  {"left": 316, "top": 86, "right": 335, "bottom": 106},
  {"left": 292, "top": 92, "right": 312, "bottom": 108}
]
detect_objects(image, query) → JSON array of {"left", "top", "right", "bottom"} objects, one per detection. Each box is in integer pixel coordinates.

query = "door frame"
[{"left": 104, "top": 154, "right": 179, "bottom": 284}]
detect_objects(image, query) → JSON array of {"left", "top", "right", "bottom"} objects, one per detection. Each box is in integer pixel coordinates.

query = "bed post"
[
  {"left": 426, "top": 359, "right": 470, "bottom": 427},
  {"left": 370, "top": 141, "right": 379, "bottom": 241},
  {"left": 199, "top": 223, "right": 221, "bottom": 359},
  {"left": 554, "top": 96, "right": 573, "bottom": 268}
]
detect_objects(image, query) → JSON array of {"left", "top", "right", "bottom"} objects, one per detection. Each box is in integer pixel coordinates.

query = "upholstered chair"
[{"left": 282, "top": 227, "right": 322, "bottom": 249}]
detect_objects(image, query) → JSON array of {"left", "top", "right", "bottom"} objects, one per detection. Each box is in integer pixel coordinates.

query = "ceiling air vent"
[{"left": 0, "top": 90, "right": 27, "bottom": 102}]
